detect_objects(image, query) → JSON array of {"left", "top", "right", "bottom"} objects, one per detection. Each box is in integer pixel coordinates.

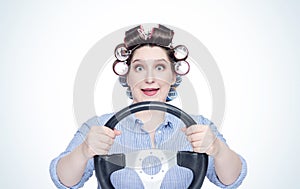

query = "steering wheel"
[{"left": 94, "top": 101, "right": 208, "bottom": 189}]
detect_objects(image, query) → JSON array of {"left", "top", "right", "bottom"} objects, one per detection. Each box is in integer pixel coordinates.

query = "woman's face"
[{"left": 127, "top": 46, "right": 176, "bottom": 103}]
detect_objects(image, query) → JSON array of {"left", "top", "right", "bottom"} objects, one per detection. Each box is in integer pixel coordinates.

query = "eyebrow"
[{"left": 131, "top": 59, "right": 169, "bottom": 64}]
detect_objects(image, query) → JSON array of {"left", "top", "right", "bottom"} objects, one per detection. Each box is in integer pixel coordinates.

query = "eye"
[
  {"left": 134, "top": 65, "right": 144, "bottom": 72},
  {"left": 156, "top": 65, "right": 165, "bottom": 71}
]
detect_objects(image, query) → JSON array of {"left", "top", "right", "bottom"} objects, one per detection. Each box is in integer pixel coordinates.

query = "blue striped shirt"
[{"left": 50, "top": 113, "right": 247, "bottom": 188}]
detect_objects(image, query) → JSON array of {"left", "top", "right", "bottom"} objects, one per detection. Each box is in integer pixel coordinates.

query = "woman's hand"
[
  {"left": 182, "top": 125, "right": 243, "bottom": 185},
  {"left": 83, "top": 126, "right": 121, "bottom": 159},
  {"left": 182, "top": 125, "right": 221, "bottom": 157},
  {"left": 56, "top": 126, "right": 121, "bottom": 186}
]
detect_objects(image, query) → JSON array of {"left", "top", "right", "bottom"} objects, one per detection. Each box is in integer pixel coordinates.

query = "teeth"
[{"left": 142, "top": 88, "right": 158, "bottom": 91}]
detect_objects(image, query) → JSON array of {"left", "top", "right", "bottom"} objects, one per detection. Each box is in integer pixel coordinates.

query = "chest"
[{"left": 109, "top": 122, "right": 192, "bottom": 154}]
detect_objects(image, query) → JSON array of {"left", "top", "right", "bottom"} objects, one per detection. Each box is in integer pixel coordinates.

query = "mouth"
[{"left": 141, "top": 88, "right": 159, "bottom": 96}]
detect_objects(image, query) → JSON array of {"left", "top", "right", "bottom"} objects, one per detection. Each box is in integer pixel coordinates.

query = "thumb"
[
  {"left": 114, "top": 129, "right": 122, "bottom": 136},
  {"left": 181, "top": 127, "right": 187, "bottom": 133}
]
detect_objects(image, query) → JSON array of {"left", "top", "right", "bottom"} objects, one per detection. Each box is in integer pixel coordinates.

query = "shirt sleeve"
[
  {"left": 195, "top": 115, "right": 247, "bottom": 188},
  {"left": 49, "top": 114, "right": 113, "bottom": 188}
]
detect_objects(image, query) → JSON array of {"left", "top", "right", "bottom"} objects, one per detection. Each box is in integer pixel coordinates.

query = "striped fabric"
[{"left": 50, "top": 113, "right": 247, "bottom": 188}]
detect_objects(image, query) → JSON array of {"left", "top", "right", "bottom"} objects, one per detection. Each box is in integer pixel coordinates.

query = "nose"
[{"left": 145, "top": 69, "right": 154, "bottom": 84}]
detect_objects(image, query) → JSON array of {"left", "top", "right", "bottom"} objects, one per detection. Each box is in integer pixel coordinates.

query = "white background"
[{"left": 1, "top": 0, "right": 299, "bottom": 188}]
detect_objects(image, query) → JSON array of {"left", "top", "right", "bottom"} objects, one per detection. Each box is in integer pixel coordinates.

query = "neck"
[{"left": 135, "top": 110, "right": 165, "bottom": 133}]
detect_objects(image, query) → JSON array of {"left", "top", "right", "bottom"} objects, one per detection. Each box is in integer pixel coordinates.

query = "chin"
[
  {"left": 133, "top": 97, "right": 166, "bottom": 103},
  {"left": 143, "top": 96, "right": 167, "bottom": 102}
]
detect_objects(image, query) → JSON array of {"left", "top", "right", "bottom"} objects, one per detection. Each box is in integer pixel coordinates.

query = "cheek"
[
  {"left": 159, "top": 73, "right": 175, "bottom": 84},
  {"left": 126, "top": 76, "right": 132, "bottom": 86},
  {"left": 127, "top": 75, "right": 141, "bottom": 88},
  {"left": 126, "top": 71, "right": 134, "bottom": 86},
  {"left": 170, "top": 73, "right": 176, "bottom": 84}
]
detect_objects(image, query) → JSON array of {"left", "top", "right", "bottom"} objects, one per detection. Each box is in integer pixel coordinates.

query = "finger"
[
  {"left": 192, "top": 147, "right": 203, "bottom": 153},
  {"left": 190, "top": 140, "right": 202, "bottom": 148},
  {"left": 114, "top": 129, "right": 122, "bottom": 136},
  {"left": 90, "top": 126, "right": 115, "bottom": 138},
  {"left": 185, "top": 125, "right": 206, "bottom": 135},
  {"left": 94, "top": 147, "right": 109, "bottom": 155},
  {"left": 193, "top": 144, "right": 211, "bottom": 153},
  {"left": 187, "top": 133, "right": 204, "bottom": 142},
  {"left": 101, "top": 127, "right": 117, "bottom": 138},
  {"left": 99, "top": 142, "right": 112, "bottom": 151},
  {"left": 88, "top": 137, "right": 113, "bottom": 155},
  {"left": 98, "top": 134, "right": 115, "bottom": 145}
]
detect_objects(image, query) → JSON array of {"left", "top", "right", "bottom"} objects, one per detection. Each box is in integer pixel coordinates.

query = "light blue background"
[{"left": 1, "top": 0, "right": 299, "bottom": 188}]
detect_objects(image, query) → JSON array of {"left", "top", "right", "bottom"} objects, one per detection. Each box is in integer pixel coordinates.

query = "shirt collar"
[
  {"left": 123, "top": 113, "right": 176, "bottom": 129},
  {"left": 116, "top": 111, "right": 186, "bottom": 132}
]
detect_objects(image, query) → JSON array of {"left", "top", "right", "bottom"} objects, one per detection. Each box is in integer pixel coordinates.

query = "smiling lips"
[{"left": 141, "top": 88, "right": 159, "bottom": 96}]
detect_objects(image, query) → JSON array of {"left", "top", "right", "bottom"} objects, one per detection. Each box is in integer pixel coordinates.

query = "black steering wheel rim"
[{"left": 94, "top": 101, "right": 208, "bottom": 189}]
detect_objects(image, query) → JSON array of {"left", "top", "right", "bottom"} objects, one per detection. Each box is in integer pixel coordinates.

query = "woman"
[{"left": 50, "top": 24, "right": 247, "bottom": 188}]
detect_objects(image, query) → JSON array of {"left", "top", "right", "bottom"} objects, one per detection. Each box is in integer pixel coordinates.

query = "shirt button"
[{"left": 158, "top": 130, "right": 162, "bottom": 134}]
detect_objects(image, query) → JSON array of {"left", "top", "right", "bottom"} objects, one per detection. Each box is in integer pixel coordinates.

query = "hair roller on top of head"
[
  {"left": 123, "top": 24, "right": 174, "bottom": 50},
  {"left": 124, "top": 25, "right": 146, "bottom": 49},
  {"left": 150, "top": 25, "right": 174, "bottom": 47}
]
